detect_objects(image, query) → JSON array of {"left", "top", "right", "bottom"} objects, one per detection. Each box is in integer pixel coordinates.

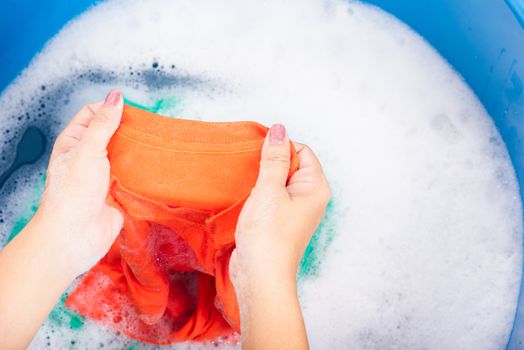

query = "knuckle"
[
  {"left": 263, "top": 152, "right": 290, "bottom": 164},
  {"left": 325, "top": 180, "right": 332, "bottom": 196},
  {"left": 93, "top": 110, "right": 112, "bottom": 124},
  {"left": 318, "top": 183, "right": 331, "bottom": 204},
  {"left": 80, "top": 104, "right": 95, "bottom": 115},
  {"left": 302, "top": 144, "right": 313, "bottom": 153},
  {"left": 300, "top": 144, "right": 315, "bottom": 158},
  {"left": 324, "top": 187, "right": 332, "bottom": 204}
]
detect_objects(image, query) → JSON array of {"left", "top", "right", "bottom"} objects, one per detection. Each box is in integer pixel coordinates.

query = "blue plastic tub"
[{"left": 1, "top": 0, "right": 523, "bottom": 348}]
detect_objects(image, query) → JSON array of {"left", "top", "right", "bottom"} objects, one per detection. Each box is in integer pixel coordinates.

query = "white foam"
[{"left": 0, "top": 0, "right": 521, "bottom": 349}]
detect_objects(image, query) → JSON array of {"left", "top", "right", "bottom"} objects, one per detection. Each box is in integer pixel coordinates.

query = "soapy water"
[{"left": 0, "top": 0, "right": 522, "bottom": 348}]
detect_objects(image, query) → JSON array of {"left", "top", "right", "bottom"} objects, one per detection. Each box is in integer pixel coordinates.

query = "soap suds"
[{"left": 0, "top": 0, "right": 521, "bottom": 349}]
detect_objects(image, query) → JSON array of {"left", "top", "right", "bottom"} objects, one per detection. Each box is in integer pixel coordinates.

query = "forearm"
[
  {"left": 236, "top": 258, "right": 309, "bottom": 350},
  {"left": 0, "top": 212, "right": 76, "bottom": 349}
]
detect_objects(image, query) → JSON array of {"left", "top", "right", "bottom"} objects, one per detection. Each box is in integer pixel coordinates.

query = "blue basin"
[{"left": 1, "top": 0, "right": 523, "bottom": 348}]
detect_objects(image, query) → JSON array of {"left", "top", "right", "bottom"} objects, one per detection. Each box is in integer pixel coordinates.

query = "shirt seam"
[{"left": 114, "top": 131, "right": 263, "bottom": 154}]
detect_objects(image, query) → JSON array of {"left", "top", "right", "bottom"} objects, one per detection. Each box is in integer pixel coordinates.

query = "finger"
[
  {"left": 288, "top": 142, "right": 329, "bottom": 188},
  {"left": 292, "top": 142, "right": 323, "bottom": 174},
  {"left": 106, "top": 205, "right": 124, "bottom": 242},
  {"left": 70, "top": 101, "right": 104, "bottom": 127},
  {"left": 80, "top": 89, "right": 123, "bottom": 156},
  {"left": 50, "top": 102, "right": 104, "bottom": 160},
  {"left": 256, "top": 123, "right": 291, "bottom": 189},
  {"left": 289, "top": 142, "right": 331, "bottom": 201}
]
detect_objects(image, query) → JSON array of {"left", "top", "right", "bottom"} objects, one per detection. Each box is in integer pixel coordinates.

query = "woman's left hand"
[
  {"left": 36, "top": 89, "right": 124, "bottom": 275},
  {"left": 0, "top": 89, "right": 125, "bottom": 349}
]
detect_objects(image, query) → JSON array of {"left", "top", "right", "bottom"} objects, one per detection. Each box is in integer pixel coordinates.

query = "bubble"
[{"left": 0, "top": 0, "right": 521, "bottom": 349}]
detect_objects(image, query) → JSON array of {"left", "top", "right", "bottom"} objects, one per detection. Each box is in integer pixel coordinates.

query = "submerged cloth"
[{"left": 65, "top": 104, "right": 299, "bottom": 344}]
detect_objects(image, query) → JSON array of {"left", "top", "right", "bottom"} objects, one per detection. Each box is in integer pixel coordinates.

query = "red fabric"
[{"left": 65, "top": 104, "right": 299, "bottom": 344}]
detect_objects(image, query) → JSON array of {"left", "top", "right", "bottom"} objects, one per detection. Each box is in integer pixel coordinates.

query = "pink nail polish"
[
  {"left": 269, "top": 123, "right": 286, "bottom": 144},
  {"left": 103, "top": 89, "right": 121, "bottom": 107}
]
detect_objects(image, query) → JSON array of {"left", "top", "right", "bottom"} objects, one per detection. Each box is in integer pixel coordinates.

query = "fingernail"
[
  {"left": 269, "top": 123, "right": 286, "bottom": 144},
  {"left": 103, "top": 89, "right": 121, "bottom": 107}
]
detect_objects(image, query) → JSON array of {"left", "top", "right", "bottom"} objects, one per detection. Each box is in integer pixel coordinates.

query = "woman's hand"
[
  {"left": 36, "top": 89, "right": 124, "bottom": 275},
  {"left": 230, "top": 124, "right": 331, "bottom": 350},
  {"left": 0, "top": 90, "right": 124, "bottom": 349}
]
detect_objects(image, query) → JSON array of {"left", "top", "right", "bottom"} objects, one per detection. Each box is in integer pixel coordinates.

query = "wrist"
[
  {"left": 232, "top": 247, "right": 298, "bottom": 297},
  {"left": 29, "top": 210, "right": 82, "bottom": 282}
]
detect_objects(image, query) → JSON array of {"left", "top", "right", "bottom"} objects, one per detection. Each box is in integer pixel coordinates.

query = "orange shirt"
[{"left": 65, "top": 104, "right": 299, "bottom": 344}]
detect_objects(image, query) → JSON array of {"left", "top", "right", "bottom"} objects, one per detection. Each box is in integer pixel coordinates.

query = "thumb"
[
  {"left": 256, "top": 123, "right": 291, "bottom": 189},
  {"left": 80, "top": 89, "right": 123, "bottom": 155}
]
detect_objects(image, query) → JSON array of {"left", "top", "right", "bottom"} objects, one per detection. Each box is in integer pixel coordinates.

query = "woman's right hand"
[{"left": 229, "top": 123, "right": 330, "bottom": 350}]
